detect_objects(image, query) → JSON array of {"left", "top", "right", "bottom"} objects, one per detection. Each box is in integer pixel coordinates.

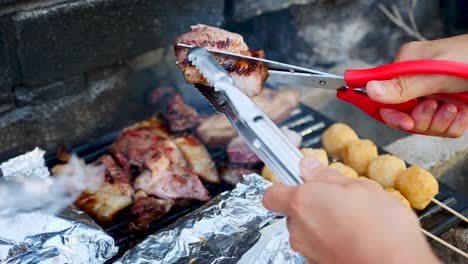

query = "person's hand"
[
  {"left": 366, "top": 34, "right": 468, "bottom": 138},
  {"left": 262, "top": 156, "right": 441, "bottom": 264}
]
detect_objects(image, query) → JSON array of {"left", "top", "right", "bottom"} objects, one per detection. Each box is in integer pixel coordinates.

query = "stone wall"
[{"left": 0, "top": 0, "right": 464, "bottom": 160}]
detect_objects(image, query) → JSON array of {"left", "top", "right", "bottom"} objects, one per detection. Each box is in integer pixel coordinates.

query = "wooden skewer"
[
  {"left": 431, "top": 198, "right": 468, "bottom": 223},
  {"left": 420, "top": 228, "right": 468, "bottom": 259}
]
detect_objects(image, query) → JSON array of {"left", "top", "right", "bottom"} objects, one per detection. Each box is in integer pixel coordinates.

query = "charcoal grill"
[{"left": 45, "top": 103, "right": 468, "bottom": 261}]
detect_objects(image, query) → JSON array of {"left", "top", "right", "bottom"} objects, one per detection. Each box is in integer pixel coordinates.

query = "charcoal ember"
[{"left": 164, "top": 94, "right": 200, "bottom": 132}]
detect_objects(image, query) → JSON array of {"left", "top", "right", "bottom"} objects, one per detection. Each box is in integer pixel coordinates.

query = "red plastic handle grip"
[
  {"left": 338, "top": 60, "right": 468, "bottom": 134},
  {"left": 344, "top": 60, "right": 468, "bottom": 89}
]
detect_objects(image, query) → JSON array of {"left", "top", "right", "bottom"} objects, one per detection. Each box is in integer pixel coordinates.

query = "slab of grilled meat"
[
  {"left": 174, "top": 24, "right": 268, "bottom": 98},
  {"left": 173, "top": 135, "right": 219, "bottom": 183},
  {"left": 70, "top": 154, "right": 135, "bottom": 224},
  {"left": 134, "top": 153, "right": 210, "bottom": 201},
  {"left": 163, "top": 94, "right": 200, "bottom": 132},
  {"left": 129, "top": 190, "right": 174, "bottom": 230}
]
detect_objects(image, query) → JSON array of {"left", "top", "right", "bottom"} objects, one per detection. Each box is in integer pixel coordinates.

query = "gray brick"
[
  {"left": 0, "top": 91, "right": 14, "bottom": 114},
  {"left": 0, "top": 66, "right": 146, "bottom": 161},
  {"left": 0, "top": 16, "right": 19, "bottom": 94},
  {"left": 14, "top": 75, "right": 84, "bottom": 106},
  {"left": 13, "top": 0, "right": 224, "bottom": 86}
]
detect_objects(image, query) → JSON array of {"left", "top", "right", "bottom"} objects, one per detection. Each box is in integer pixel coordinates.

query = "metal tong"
[{"left": 187, "top": 47, "right": 303, "bottom": 186}]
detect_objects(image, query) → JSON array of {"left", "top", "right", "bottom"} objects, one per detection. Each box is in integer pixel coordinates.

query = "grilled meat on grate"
[
  {"left": 174, "top": 24, "right": 268, "bottom": 98},
  {"left": 164, "top": 94, "right": 201, "bottom": 132}
]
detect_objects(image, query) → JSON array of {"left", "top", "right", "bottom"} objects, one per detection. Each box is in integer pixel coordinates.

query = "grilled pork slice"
[
  {"left": 93, "top": 154, "right": 132, "bottom": 184},
  {"left": 174, "top": 24, "right": 268, "bottom": 97},
  {"left": 110, "top": 116, "right": 172, "bottom": 168},
  {"left": 134, "top": 155, "right": 210, "bottom": 201},
  {"left": 173, "top": 135, "right": 220, "bottom": 183},
  {"left": 227, "top": 128, "right": 302, "bottom": 164},
  {"left": 75, "top": 182, "right": 134, "bottom": 224},
  {"left": 197, "top": 88, "right": 301, "bottom": 147},
  {"left": 130, "top": 190, "right": 174, "bottom": 230},
  {"left": 164, "top": 94, "right": 200, "bottom": 132}
]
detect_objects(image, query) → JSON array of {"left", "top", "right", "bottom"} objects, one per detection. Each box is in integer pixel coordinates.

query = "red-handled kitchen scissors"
[{"left": 177, "top": 43, "right": 468, "bottom": 134}]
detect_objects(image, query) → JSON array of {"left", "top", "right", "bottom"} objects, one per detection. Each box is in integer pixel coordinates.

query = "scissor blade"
[
  {"left": 176, "top": 43, "right": 338, "bottom": 77},
  {"left": 267, "top": 70, "right": 347, "bottom": 91}
]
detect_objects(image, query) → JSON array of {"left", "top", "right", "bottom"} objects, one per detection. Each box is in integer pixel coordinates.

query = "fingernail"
[
  {"left": 300, "top": 156, "right": 322, "bottom": 170},
  {"left": 368, "top": 81, "right": 386, "bottom": 97},
  {"left": 444, "top": 105, "right": 457, "bottom": 118},
  {"left": 422, "top": 102, "right": 437, "bottom": 117}
]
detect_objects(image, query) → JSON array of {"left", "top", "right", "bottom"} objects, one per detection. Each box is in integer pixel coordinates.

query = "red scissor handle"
[{"left": 337, "top": 60, "right": 468, "bottom": 134}]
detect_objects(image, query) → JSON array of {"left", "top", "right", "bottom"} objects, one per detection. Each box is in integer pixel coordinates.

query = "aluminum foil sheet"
[
  {"left": 116, "top": 174, "right": 305, "bottom": 264},
  {"left": 0, "top": 148, "right": 117, "bottom": 263}
]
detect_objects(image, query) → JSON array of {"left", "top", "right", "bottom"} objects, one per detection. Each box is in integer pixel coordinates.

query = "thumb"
[{"left": 366, "top": 75, "right": 468, "bottom": 104}]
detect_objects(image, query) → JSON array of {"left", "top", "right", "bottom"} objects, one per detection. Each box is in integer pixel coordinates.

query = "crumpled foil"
[
  {"left": 0, "top": 148, "right": 117, "bottom": 263},
  {"left": 116, "top": 174, "right": 305, "bottom": 264}
]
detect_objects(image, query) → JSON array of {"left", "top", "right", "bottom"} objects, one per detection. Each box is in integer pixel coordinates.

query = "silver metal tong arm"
[{"left": 187, "top": 47, "right": 304, "bottom": 186}]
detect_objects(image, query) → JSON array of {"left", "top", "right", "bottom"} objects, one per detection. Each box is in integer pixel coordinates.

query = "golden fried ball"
[
  {"left": 329, "top": 162, "right": 358, "bottom": 179},
  {"left": 261, "top": 166, "right": 281, "bottom": 184},
  {"left": 321, "top": 123, "right": 359, "bottom": 157},
  {"left": 301, "top": 148, "right": 329, "bottom": 166},
  {"left": 357, "top": 176, "right": 382, "bottom": 188},
  {"left": 367, "top": 154, "right": 406, "bottom": 189},
  {"left": 341, "top": 139, "right": 378, "bottom": 176},
  {"left": 385, "top": 188, "right": 411, "bottom": 208},
  {"left": 395, "top": 166, "right": 438, "bottom": 210}
]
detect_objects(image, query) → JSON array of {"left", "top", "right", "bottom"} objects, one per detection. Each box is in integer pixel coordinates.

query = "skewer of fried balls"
[{"left": 261, "top": 122, "right": 468, "bottom": 258}]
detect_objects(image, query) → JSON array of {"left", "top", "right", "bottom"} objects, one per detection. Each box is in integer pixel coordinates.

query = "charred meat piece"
[
  {"left": 173, "top": 135, "right": 220, "bottom": 183},
  {"left": 164, "top": 94, "right": 200, "bottom": 132},
  {"left": 220, "top": 167, "right": 260, "bottom": 185},
  {"left": 174, "top": 24, "right": 268, "bottom": 97},
  {"left": 134, "top": 155, "right": 210, "bottom": 201},
  {"left": 93, "top": 154, "right": 132, "bottom": 184},
  {"left": 75, "top": 182, "right": 134, "bottom": 224},
  {"left": 227, "top": 128, "right": 303, "bottom": 164},
  {"left": 110, "top": 116, "right": 171, "bottom": 168},
  {"left": 197, "top": 88, "right": 301, "bottom": 147},
  {"left": 130, "top": 191, "right": 174, "bottom": 230}
]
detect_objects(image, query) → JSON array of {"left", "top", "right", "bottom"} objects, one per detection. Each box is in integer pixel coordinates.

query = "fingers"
[
  {"left": 427, "top": 104, "right": 458, "bottom": 135},
  {"left": 379, "top": 108, "right": 414, "bottom": 130},
  {"left": 300, "top": 156, "right": 349, "bottom": 185},
  {"left": 380, "top": 100, "right": 467, "bottom": 137},
  {"left": 263, "top": 184, "right": 296, "bottom": 215},
  {"left": 411, "top": 99, "right": 438, "bottom": 132},
  {"left": 446, "top": 109, "right": 468, "bottom": 138},
  {"left": 366, "top": 37, "right": 468, "bottom": 104}
]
